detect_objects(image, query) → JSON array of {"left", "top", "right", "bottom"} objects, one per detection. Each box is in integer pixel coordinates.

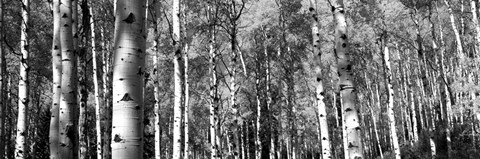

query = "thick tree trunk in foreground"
[
  {"left": 49, "top": 0, "right": 61, "bottom": 158},
  {"left": 15, "top": 0, "right": 29, "bottom": 158},
  {"left": 327, "top": 0, "right": 363, "bottom": 158},
  {"left": 309, "top": 0, "right": 331, "bottom": 158},
  {"left": 383, "top": 46, "right": 400, "bottom": 159},
  {"left": 110, "top": 0, "right": 146, "bottom": 158},
  {"left": 59, "top": 0, "right": 78, "bottom": 158}
]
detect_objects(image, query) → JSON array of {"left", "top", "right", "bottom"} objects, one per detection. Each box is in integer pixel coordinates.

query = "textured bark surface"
[
  {"left": 383, "top": 47, "right": 400, "bottom": 159},
  {"left": 49, "top": 0, "right": 61, "bottom": 158},
  {"left": 0, "top": 0, "right": 4, "bottom": 158},
  {"left": 77, "top": 1, "right": 88, "bottom": 158},
  {"left": 15, "top": 0, "right": 29, "bottom": 158},
  {"left": 89, "top": 3, "right": 102, "bottom": 159},
  {"left": 58, "top": 0, "right": 78, "bottom": 158},
  {"left": 172, "top": 0, "right": 182, "bottom": 158},
  {"left": 110, "top": 0, "right": 146, "bottom": 158},
  {"left": 208, "top": 5, "right": 220, "bottom": 159},
  {"left": 309, "top": 0, "right": 331, "bottom": 158},
  {"left": 327, "top": 0, "right": 364, "bottom": 158},
  {"left": 444, "top": 0, "right": 464, "bottom": 58},
  {"left": 101, "top": 26, "right": 111, "bottom": 159},
  {"left": 471, "top": 0, "right": 480, "bottom": 55}
]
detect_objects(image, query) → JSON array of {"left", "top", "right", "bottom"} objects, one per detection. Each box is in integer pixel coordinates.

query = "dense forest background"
[{"left": 0, "top": 0, "right": 479, "bottom": 159}]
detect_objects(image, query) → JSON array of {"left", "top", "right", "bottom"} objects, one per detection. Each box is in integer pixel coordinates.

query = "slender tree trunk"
[
  {"left": 229, "top": 3, "right": 241, "bottom": 158},
  {"left": 6, "top": 76, "right": 12, "bottom": 159},
  {"left": 172, "top": 0, "right": 182, "bottom": 158},
  {"left": 100, "top": 23, "right": 113, "bottom": 159},
  {"left": 181, "top": 1, "right": 190, "bottom": 158},
  {"left": 327, "top": 0, "right": 363, "bottom": 158},
  {"left": 471, "top": 0, "right": 480, "bottom": 57},
  {"left": 364, "top": 73, "right": 383, "bottom": 159},
  {"left": 152, "top": 5, "right": 162, "bottom": 158},
  {"left": 89, "top": 3, "right": 102, "bottom": 159},
  {"left": 208, "top": 4, "right": 220, "bottom": 159},
  {"left": 309, "top": 0, "right": 331, "bottom": 158},
  {"left": 383, "top": 46, "right": 400, "bottom": 159},
  {"left": 77, "top": 1, "right": 89, "bottom": 158},
  {"left": 101, "top": 26, "right": 111, "bottom": 159},
  {"left": 0, "top": 0, "right": 4, "bottom": 157},
  {"left": 110, "top": 0, "right": 146, "bottom": 158},
  {"left": 49, "top": 0, "right": 61, "bottom": 158},
  {"left": 15, "top": 0, "right": 29, "bottom": 158},
  {"left": 405, "top": 59, "right": 418, "bottom": 143},
  {"left": 444, "top": 0, "right": 464, "bottom": 58},
  {"left": 255, "top": 61, "right": 261, "bottom": 159}
]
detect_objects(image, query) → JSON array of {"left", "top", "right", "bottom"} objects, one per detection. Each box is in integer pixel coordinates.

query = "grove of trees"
[{"left": 0, "top": 0, "right": 479, "bottom": 159}]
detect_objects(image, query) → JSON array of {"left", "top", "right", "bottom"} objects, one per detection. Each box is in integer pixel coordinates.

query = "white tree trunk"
[
  {"left": 15, "top": 0, "right": 29, "bottom": 158},
  {"left": 183, "top": 35, "right": 190, "bottom": 159},
  {"left": 89, "top": 4, "right": 102, "bottom": 159},
  {"left": 110, "top": 0, "right": 146, "bottom": 158},
  {"left": 49, "top": 0, "right": 61, "bottom": 158},
  {"left": 383, "top": 47, "right": 401, "bottom": 159},
  {"left": 58, "top": 0, "right": 78, "bottom": 158},
  {"left": 183, "top": 3, "right": 190, "bottom": 158},
  {"left": 153, "top": 15, "right": 161, "bottom": 159},
  {"left": 444, "top": 0, "right": 464, "bottom": 58},
  {"left": 309, "top": 0, "right": 331, "bottom": 158},
  {"left": 471, "top": 0, "right": 480, "bottom": 56},
  {"left": 172, "top": 0, "right": 182, "bottom": 158},
  {"left": 208, "top": 5, "right": 220, "bottom": 159},
  {"left": 406, "top": 61, "right": 418, "bottom": 143},
  {"left": 328, "top": 0, "right": 363, "bottom": 158}
]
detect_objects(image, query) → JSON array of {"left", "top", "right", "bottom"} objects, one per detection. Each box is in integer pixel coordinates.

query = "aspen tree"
[
  {"left": 208, "top": 4, "right": 220, "bottom": 158},
  {"left": 309, "top": 0, "right": 331, "bottom": 158},
  {"left": 110, "top": 0, "right": 146, "bottom": 158},
  {"left": 58, "top": 0, "right": 78, "bottom": 158},
  {"left": 444, "top": 0, "right": 464, "bottom": 58},
  {"left": 100, "top": 25, "right": 111, "bottom": 159},
  {"left": 255, "top": 51, "right": 261, "bottom": 159},
  {"left": 327, "top": 0, "right": 363, "bottom": 158},
  {"left": 471, "top": 0, "right": 480, "bottom": 55},
  {"left": 383, "top": 46, "right": 400, "bottom": 159},
  {"left": 152, "top": 3, "right": 161, "bottom": 159},
  {"left": 183, "top": 2, "right": 190, "bottom": 158},
  {"left": 0, "top": 0, "right": 4, "bottom": 157},
  {"left": 172, "top": 0, "right": 182, "bottom": 158},
  {"left": 15, "top": 0, "right": 29, "bottom": 158},
  {"left": 225, "top": 1, "right": 245, "bottom": 157},
  {"left": 364, "top": 72, "right": 383, "bottom": 159},
  {"left": 77, "top": 1, "right": 90, "bottom": 158},
  {"left": 405, "top": 58, "right": 418, "bottom": 143},
  {"left": 49, "top": 0, "right": 61, "bottom": 158},
  {"left": 89, "top": 2, "right": 102, "bottom": 159}
]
